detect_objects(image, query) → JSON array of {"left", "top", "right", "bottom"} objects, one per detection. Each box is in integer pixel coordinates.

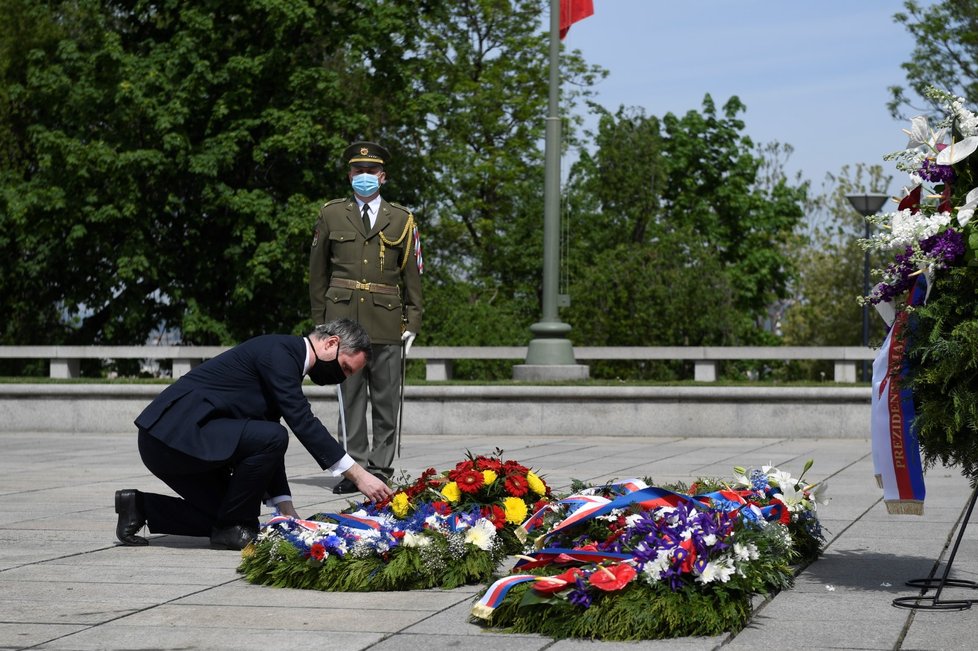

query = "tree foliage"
[
  {"left": 0, "top": 0, "right": 434, "bottom": 347},
  {"left": 779, "top": 165, "right": 892, "bottom": 381},
  {"left": 563, "top": 99, "right": 808, "bottom": 378},
  {"left": 2, "top": 1, "right": 816, "bottom": 383},
  {"left": 889, "top": 0, "right": 978, "bottom": 118}
]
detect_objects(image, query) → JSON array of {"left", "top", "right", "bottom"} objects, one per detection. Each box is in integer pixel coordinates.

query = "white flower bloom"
[
  {"left": 952, "top": 98, "right": 978, "bottom": 136},
  {"left": 463, "top": 518, "right": 497, "bottom": 551},
  {"left": 810, "top": 482, "right": 828, "bottom": 506},
  {"left": 640, "top": 549, "right": 673, "bottom": 584},
  {"left": 903, "top": 115, "right": 946, "bottom": 150},
  {"left": 765, "top": 467, "right": 796, "bottom": 490},
  {"left": 957, "top": 187, "right": 978, "bottom": 227},
  {"left": 702, "top": 533, "right": 717, "bottom": 546},
  {"left": 886, "top": 209, "right": 951, "bottom": 248},
  {"left": 696, "top": 557, "right": 735, "bottom": 584},
  {"left": 732, "top": 542, "right": 759, "bottom": 562},
  {"left": 936, "top": 135, "right": 978, "bottom": 165},
  {"left": 402, "top": 530, "right": 431, "bottom": 548}
]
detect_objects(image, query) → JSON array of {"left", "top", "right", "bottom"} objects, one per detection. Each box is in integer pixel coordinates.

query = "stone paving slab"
[{"left": 1, "top": 430, "right": 976, "bottom": 650}]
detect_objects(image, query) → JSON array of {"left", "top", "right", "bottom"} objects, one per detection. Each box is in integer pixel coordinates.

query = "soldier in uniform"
[{"left": 309, "top": 141, "right": 423, "bottom": 494}]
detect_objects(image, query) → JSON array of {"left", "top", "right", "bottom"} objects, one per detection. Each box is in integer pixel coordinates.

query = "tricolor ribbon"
[
  {"left": 870, "top": 275, "right": 927, "bottom": 515},
  {"left": 543, "top": 486, "right": 700, "bottom": 541},
  {"left": 513, "top": 547, "right": 632, "bottom": 570},
  {"left": 319, "top": 513, "right": 383, "bottom": 530},
  {"left": 471, "top": 574, "right": 538, "bottom": 620},
  {"left": 264, "top": 515, "right": 331, "bottom": 531}
]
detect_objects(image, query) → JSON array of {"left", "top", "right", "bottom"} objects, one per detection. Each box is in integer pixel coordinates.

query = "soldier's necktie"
[{"left": 362, "top": 204, "right": 371, "bottom": 233}]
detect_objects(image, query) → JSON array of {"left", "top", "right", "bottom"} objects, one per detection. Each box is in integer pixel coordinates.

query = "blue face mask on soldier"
[{"left": 351, "top": 172, "right": 380, "bottom": 197}]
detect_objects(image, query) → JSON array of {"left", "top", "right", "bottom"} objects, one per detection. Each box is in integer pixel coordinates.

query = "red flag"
[{"left": 559, "top": 0, "right": 594, "bottom": 39}]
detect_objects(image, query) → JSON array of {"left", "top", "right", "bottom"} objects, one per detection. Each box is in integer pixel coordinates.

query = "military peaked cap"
[{"left": 344, "top": 141, "right": 390, "bottom": 168}]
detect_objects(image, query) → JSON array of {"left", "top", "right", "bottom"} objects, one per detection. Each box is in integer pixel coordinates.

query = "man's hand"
[
  {"left": 344, "top": 465, "right": 394, "bottom": 503},
  {"left": 401, "top": 330, "right": 416, "bottom": 356},
  {"left": 275, "top": 500, "right": 300, "bottom": 519}
]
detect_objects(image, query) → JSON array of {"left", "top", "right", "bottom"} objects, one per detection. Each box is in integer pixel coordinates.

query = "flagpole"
[{"left": 514, "top": 0, "right": 588, "bottom": 381}]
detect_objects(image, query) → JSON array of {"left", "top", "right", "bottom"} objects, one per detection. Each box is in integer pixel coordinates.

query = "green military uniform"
[{"left": 308, "top": 142, "right": 422, "bottom": 481}]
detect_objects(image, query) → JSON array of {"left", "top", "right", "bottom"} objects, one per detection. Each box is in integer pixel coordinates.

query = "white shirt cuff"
[
  {"left": 329, "top": 454, "right": 355, "bottom": 476},
  {"left": 265, "top": 494, "right": 293, "bottom": 508}
]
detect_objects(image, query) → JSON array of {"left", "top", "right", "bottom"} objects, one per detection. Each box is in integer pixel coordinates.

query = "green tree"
[
  {"left": 0, "top": 0, "right": 432, "bottom": 352},
  {"left": 563, "top": 99, "right": 807, "bottom": 379},
  {"left": 888, "top": 0, "right": 978, "bottom": 118},
  {"left": 0, "top": 0, "right": 601, "bottom": 381},
  {"left": 779, "top": 164, "right": 892, "bottom": 380},
  {"left": 403, "top": 0, "right": 602, "bottom": 361}
]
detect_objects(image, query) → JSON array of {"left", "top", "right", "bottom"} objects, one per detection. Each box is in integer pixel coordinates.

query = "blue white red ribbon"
[
  {"left": 870, "top": 275, "right": 927, "bottom": 515},
  {"left": 471, "top": 574, "right": 538, "bottom": 619}
]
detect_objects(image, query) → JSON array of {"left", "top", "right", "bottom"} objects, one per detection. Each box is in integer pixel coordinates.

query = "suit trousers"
[
  {"left": 137, "top": 419, "right": 289, "bottom": 536},
  {"left": 338, "top": 342, "right": 401, "bottom": 478}
]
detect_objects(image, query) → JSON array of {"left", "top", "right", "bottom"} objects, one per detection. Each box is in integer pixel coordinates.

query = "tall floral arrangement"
[
  {"left": 868, "top": 87, "right": 978, "bottom": 478},
  {"left": 238, "top": 452, "right": 553, "bottom": 591}
]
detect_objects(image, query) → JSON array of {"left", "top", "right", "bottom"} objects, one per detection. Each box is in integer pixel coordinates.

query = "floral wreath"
[{"left": 865, "top": 87, "right": 978, "bottom": 478}]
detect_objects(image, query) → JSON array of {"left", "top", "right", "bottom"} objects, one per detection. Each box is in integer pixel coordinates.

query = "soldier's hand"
[{"left": 401, "top": 330, "right": 416, "bottom": 356}]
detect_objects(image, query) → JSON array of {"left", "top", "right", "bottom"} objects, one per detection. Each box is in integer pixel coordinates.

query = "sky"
[{"left": 560, "top": 0, "right": 928, "bottom": 197}]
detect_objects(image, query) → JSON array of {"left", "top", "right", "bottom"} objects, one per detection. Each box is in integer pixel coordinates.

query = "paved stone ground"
[{"left": 1, "top": 429, "right": 976, "bottom": 650}]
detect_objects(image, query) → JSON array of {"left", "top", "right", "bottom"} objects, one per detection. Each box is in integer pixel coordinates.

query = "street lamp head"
[{"left": 846, "top": 193, "right": 890, "bottom": 216}]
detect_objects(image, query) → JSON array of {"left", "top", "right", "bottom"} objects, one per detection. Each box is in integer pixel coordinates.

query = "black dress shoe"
[
  {"left": 210, "top": 524, "right": 257, "bottom": 550},
  {"left": 332, "top": 477, "right": 359, "bottom": 494},
  {"left": 115, "top": 489, "right": 148, "bottom": 546}
]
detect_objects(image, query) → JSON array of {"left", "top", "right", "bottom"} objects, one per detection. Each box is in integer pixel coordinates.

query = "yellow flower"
[
  {"left": 441, "top": 481, "right": 461, "bottom": 503},
  {"left": 482, "top": 470, "right": 497, "bottom": 485},
  {"left": 527, "top": 471, "right": 547, "bottom": 496},
  {"left": 391, "top": 492, "right": 410, "bottom": 518},
  {"left": 503, "top": 496, "right": 528, "bottom": 524}
]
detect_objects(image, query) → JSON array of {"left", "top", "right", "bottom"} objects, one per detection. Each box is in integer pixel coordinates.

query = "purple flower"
[
  {"left": 567, "top": 577, "right": 593, "bottom": 608},
  {"left": 918, "top": 159, "right": 955, "bottom": 185},
  {"left": 920, "top": 228, "right": 966, "bottom": 268}
]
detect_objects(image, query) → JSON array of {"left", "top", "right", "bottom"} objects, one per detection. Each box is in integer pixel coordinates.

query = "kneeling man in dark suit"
[{"left": 114, "top": 318, "right": 392, "bottom": 550}]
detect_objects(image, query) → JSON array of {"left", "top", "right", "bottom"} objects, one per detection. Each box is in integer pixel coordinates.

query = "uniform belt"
[{"left": 330, "top": 278, "right": 400, "bottom": 295}]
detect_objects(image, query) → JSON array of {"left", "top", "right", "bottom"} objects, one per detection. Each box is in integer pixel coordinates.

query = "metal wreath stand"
[{"left": 892, "top": 484, "right": 978, "bottom": 611}]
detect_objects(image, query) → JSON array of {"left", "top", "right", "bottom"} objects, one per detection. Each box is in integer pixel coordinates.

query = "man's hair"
[{"left": 311, "top": 319, "right": 372, "bottom": 361}]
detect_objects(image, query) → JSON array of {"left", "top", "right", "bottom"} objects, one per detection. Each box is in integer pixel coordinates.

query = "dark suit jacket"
[{"left": 135, "top": 335, "right": 346, "bottom": 470}]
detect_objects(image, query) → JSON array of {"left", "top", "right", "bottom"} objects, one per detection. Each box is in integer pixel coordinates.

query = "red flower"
[
  {"left": 308, "top": 543, "right": 326, "bottom": 561},
  {"left": 453, "top": 460, "right": 475, "bottom": 474},
  {"left": 503, "top": 460, "right": 530, "bottom": 474},
  {"left": 432, "top": 500, "right": 452, "bottom": 515},
  {"left": 391, "top": 531, "right": 405, "bottom": 539},
  {"left": 588, "top": 563, "right": 637, "bottom": 592},
  {"left": 532, "top": 499, "right": 549, "bottom": 513},
  {"left": 678, "top": 539, "right": 697, "bottom": 573},
  {"left": 504, "top": 474, "right": 529, "bottom": 497},
  {"left": 533, "top": 568, "right": 585, "bottom": 595},
  {"left": 456, "top": 469, "right": 484, "bottom": 493},
  {"left": 476, "top": 457, "right": 502, "bottom": 471},
  {"left": 481, "top": 504, "right": 506, "bottom": 529}
]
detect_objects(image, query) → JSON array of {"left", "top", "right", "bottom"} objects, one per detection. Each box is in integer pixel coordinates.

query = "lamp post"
[{"left": 846, "top": 193, "right": 889, "bottom": 381}]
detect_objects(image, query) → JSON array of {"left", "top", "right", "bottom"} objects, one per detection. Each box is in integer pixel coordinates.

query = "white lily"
[
  {"left": 936, "top": 135, "right": 978, "bottom": 165},
  {"left": 903, "top": 115, "right": 946, "bottom": 151},
  {"left": 956, "top": 186, "right": 978, "bottom": 227}
]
